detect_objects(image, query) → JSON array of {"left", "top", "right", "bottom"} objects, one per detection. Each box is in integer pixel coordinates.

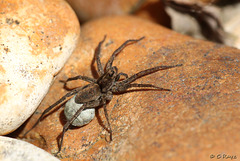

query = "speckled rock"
[
  {"left": 0, "top": 0, "right": 80, "bottom": 135},
  {"left": 0, "top": 136, "right": 59, "bottom": 161},
  {"left": 66, "top": 0, "right": 144, "bottom": 22},
  {"left": 21, "top": 15, "right": 240, "bottom": 161}
]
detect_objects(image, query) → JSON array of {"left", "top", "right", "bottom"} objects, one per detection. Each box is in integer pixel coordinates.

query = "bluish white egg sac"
[{"left": 64, "top": 95, "right": 95, "bottom": 127}]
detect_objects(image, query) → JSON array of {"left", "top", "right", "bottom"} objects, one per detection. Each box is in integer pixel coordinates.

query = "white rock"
[
  {"left": 0, "top": 0, "right": 80, "bottom": 135},
  {"left": 0, "top": 136, "right": 59, "bottom": 161}
]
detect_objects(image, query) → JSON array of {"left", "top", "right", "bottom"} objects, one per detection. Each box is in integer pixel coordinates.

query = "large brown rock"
[{"left": 21, "top": 15, "right": 240, "bottom": 161}]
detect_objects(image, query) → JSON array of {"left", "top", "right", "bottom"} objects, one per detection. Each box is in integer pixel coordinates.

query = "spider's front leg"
[{"left": 112, "top": 64, "right": 182, "bottom": 92}]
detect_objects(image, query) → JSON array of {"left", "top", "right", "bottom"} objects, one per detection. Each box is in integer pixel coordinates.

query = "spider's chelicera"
[{"left": 24, "top": 36, "right": 182, "bottom": 153}]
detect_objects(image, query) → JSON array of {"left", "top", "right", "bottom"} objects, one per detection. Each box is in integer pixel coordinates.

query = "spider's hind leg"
[
  {"left": 103, "top": 101, "right": 113, "bottom": 141},
  {"left": 57, "top": 103, "right": 86, "bottom": 153},
  {"left": 23, "top": 88, "right": 81, "bottom": 137}
]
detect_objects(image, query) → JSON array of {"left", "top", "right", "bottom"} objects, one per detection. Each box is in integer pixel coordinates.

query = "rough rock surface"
[
  {"left": 0, "top": 0, "right": 80, "bottom": 135},
  {"left": 21, "top": 16, "right": 240, "bottom": 161}
]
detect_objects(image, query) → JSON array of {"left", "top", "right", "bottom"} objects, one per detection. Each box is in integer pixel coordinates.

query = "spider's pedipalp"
[{"left": 115, "top": 72, "right": 128, "bottom": 81}]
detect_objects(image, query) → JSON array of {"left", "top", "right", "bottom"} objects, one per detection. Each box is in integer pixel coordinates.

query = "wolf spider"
[{"left": 24, "top": 36, "right": 182, "bottom": 153}]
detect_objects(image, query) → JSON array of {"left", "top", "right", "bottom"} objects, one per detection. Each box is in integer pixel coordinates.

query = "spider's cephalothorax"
[{"left": 24, "top": 36, "right": 182, "bottom": 153}]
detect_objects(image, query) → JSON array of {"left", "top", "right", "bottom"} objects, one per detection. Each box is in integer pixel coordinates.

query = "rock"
[
  {"left": 0, "top": 0, "right": 80, "bottom": 135},
  {"left": 0, "top": 136, "right": 59, "bottom": 161},
  {"left": 134, "top": 0, "right": 171, "bottom": 26},
  {"left": 66, "top": 0, "right": 144, "bottom": 22},
  {"left": 21, "top": 15, "right": 240, "bottom": 160}
]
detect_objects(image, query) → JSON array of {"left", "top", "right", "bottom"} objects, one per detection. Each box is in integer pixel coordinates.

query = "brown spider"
[{"left": 24, "top": 36, "right": 182, "bottom": 153}]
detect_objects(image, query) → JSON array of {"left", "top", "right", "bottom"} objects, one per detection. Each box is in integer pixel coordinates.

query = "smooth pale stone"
[
  {"left": 0, "top": 0, "right": 80, "bottom": 135},
  {"left": 0, "top": 136, "right": 59, "bottom": 161}
]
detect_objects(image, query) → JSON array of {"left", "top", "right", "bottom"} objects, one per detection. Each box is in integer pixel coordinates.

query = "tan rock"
[
  {"left": 66, "top": 0, "right": 144, "bottom": 22},
  {"left": 21, "top": 16, "right": 240, "bottom": 161},
  {"left": 0, "top": 0, "right": 80, "bottom": 135}
]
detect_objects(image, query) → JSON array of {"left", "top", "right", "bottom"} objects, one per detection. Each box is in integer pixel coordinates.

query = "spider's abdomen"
[
  {"left": 64, "top": 95, "right": 95, "bottom": 127},
  {"left": 75, "top": 83, "right": 101, "bottom": 103}
]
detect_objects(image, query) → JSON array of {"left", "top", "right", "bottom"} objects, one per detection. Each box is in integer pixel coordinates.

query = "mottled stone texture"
[
  {"left": 0, "top": 0, "right": 80, "bottom": 135},
  {"left": 21, "top": 16, "right": 240, "bottom": 161}
]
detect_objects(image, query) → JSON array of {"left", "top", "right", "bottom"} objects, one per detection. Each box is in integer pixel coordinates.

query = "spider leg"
[
  {"left": 95, "top": 35, "right": 107, "bottom": 76},
  {"left": 126, "top": 83, "right": 171, "bottom": 91},
  {"left": 23, "top": 88, "right": 81, "bottom": 137},
  {"left": 122, "top": 64, "right": 182, "bottom": 84},
  {"left": 103, "top": 101, "right": 113, "bottom": 141},
  {"left": 64, "top": 75, "right": 96, "bottom": 83},
  {"left": 61, "top": 75, "right": 96, "bottom": 89},
  {"left": 57, "top": 103, "right": 86, "bottom": 153},
  {"left": 105, "top": 37, "right": 145, "bottom": 70}
]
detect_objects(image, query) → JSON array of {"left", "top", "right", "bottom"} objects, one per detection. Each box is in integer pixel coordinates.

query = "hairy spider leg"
[
  {"left": 23, "top": 88, "right": 81, "bottom": 137},
  {"left": 62, "top": 36, "right": 107, "bottom": 85},
  {"left": 62, "top": 75, "right": 96, "bottom": 89},
  {"left": 102, "top": 100, "right": 113, "bottom": 141},
  {"left": 126, "top": 83, "right": 171, "bottom": 91},
  {"left": 105, "top": 36, "right": 145, "bottom": 70},
  {"left": 122, "top": 64, "right": 183, "bottom": 84},
  {"left": 95, "top": 35, "right": 107, "bottom": 76},
  {"left": 57, "top": 104, "right": 86, "bottom": 153},
  {"left": 113, "top": 64, "right": 183, "bottom": 92},
  {"left": 64, "top": 75, "right": 96, "bottom": 83}
]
